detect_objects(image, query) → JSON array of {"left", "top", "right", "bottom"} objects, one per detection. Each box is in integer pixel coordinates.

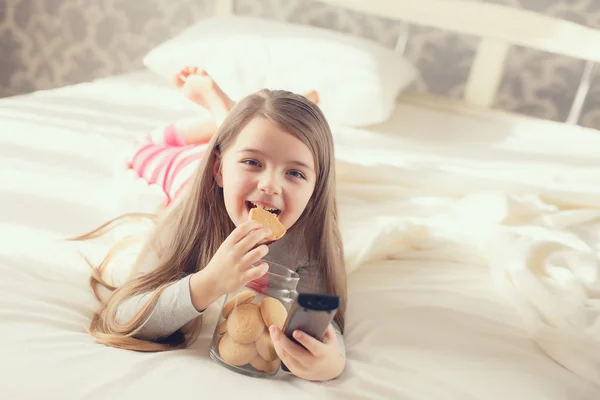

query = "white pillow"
[{"left": 143, "top": 16, "right": 418, "bottom": 127}]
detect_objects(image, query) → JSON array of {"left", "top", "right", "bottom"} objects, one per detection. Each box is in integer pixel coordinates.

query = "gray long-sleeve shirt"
[{"left": 115, "top": 230, "right": 346, "bottom": 358}]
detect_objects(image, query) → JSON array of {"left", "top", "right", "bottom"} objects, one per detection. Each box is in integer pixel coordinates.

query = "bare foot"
[
  {"left": 173, "top": 66, "right": 234, "bottom": 123},
  {"left": 173, "top": 66, "right": 318, "bottom": 121},
  {"left": 303, "top": 90, "right": 319, "bottom": 104}
]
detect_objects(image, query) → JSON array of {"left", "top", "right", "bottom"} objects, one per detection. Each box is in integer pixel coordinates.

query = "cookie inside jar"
[{"left": 209, "top": 261, "right": 299, "bottom": 378}]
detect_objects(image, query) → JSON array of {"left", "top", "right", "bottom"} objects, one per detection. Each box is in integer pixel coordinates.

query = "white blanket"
[
  {"left": 329, "top": 108, "right": 600, "bottom": 385},
  {"left": 337, "top": 162, "right": 600, "bottom": 386},
  {"left": 1, "top": 71, "right": 599, "bottom": 399},
  {"left": 330, "top": 113, "right": 600, "bottom": 385}
]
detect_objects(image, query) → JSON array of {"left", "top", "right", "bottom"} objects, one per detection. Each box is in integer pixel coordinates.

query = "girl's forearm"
[
  {"left": 189, "top": 269, "right": 222, "bottom": 312},
  {"left": 115, "top": 275, "right": 204, "bottom": 340}
]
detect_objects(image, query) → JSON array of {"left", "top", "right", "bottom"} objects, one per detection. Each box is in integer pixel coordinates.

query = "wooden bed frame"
[{"left": 214, "top": 0, "right": 599, "bottom": 127}]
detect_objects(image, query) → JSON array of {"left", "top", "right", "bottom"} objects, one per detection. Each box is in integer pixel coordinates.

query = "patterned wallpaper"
[{"left": 0, "top": 0, "right": 599, "bottom": 129}]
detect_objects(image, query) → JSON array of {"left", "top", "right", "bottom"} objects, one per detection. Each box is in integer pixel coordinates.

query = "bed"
[{"left": 1, "top": 1, "right": 599, "bottom": 399}]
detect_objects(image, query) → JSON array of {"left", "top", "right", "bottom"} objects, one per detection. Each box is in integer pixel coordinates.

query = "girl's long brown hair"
[{"left": 71, "top": 89, "right": 347, "bottom": 351}]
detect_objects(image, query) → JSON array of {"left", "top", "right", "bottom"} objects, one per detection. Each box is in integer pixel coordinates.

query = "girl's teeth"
[{"left": 247, "top": 201, "right": 279, "bottom": 215}]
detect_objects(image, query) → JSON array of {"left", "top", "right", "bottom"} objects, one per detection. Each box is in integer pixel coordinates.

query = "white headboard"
[{"left": 215, "top": 0, "right": 600, "bottom": 124}]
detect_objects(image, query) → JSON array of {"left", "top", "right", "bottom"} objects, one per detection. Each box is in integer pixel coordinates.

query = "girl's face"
[{"left": 214, "top": 117, "right": 317, "bottom": 230}]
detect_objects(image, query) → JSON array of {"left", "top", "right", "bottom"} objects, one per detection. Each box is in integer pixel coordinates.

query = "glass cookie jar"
[{"left": 208, "top": 261, "right": 299, "bottom": 378}]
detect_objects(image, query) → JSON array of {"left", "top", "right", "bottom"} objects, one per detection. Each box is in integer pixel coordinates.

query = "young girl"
[{"left": 73, "top": 68, "right": 347, "bottom": 382}]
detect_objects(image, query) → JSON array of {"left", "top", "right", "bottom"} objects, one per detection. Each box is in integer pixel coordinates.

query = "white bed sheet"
[{"left": 0, "top": 70, "right": 599, "bottom": 400}]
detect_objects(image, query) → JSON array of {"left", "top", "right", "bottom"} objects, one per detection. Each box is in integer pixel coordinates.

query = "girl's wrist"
[{"left": 189, "top": 270, "right": 221, "bottom": 312}]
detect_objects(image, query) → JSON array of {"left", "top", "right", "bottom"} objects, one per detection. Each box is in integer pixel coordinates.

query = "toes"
[
  {"left": 312, "top": 91, "right": 319, "bottom": 104},
  {"left": 173, "top": 69, "right": 188, "bottom": 88},
  {"left": 173, "top": 74, "right": 184, "bottom": 88},
  {"left": 182, "top": 66, "right": 206, "bottom": 78},
  {"left": 175, "top": 66, "right": 193, "bottom": 85},
  {"left": 181, "top": 66, "right": 192, "bottom": 76},
  {"left": 305, "top": 90, "right": 319, "bottom": 104}
]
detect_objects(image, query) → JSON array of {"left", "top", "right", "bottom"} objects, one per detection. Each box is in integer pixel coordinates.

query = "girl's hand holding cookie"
[
  {"left": 189, "top": 220, "right": 272, "bottom": 311},
  {"left": 268, "top": 324, "right": 345, "bottom": 382}
]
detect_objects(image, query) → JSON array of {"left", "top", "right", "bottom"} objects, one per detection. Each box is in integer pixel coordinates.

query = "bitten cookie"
[
  {"left": 249, "top": 206, "right": 286, "bottom": 241},
  {"left": 260, "top": 297, "right": 288, "bottom": 330},
  {"left": 222, "top": 290, "right": 256, "bottom": 318},
  {"left": 255, "top": 329, "right": 278, "bottom": 361},
  {"left": 218, "top": 333, "right": 257, "bottom": 366},
  {"left": 250, "top": 354, "right": 279, "bottom": 373},
  {"left": 227, "top": 303, "right": 265, "bottom": 344}
]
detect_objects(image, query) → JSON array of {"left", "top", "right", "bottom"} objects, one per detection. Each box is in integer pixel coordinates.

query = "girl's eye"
[
  {"left": 288, "top": 170, "right": 306, "bottom": 180},
  {"left": 242, "top": 159, "right": 260, "bottom": 167}
]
